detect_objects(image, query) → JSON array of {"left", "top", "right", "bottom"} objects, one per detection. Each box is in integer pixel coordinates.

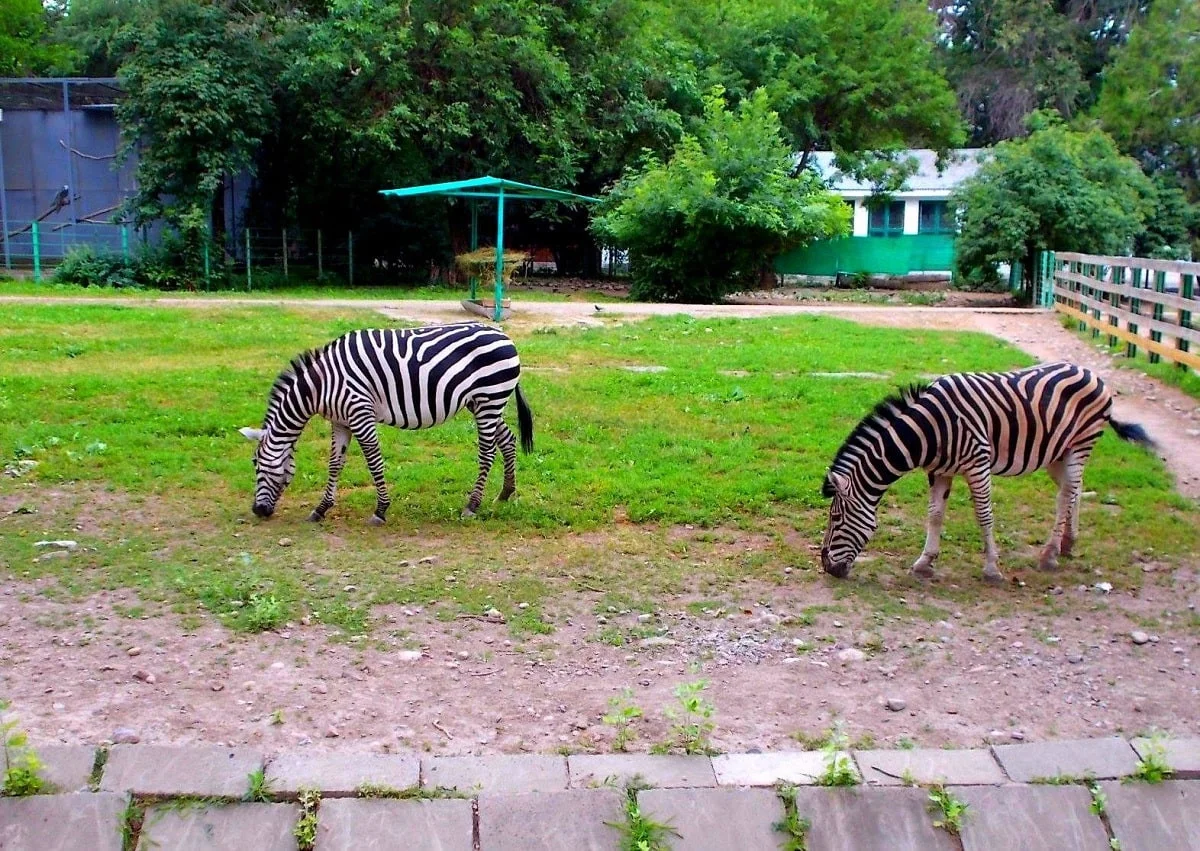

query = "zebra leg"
[
  {"left": 964, "top": 466, "right": 1003, "bottom": 584},
  {"left": 913, "top": 474, "right": 953, "bottom": 578},
  {"left": 1039, "top": 458, "right": 1070, "bottom": 570},
  {"left": 309, "top": 423, "right": 352, "bottom": 522},
  {"left": 496, "top": 422, "right": 517, "bottom": 502},
  {"left": 463, "top": 408, "right": 500, "bottom": 518},
  {"left": 1060, "top": 450, "right": 1087, "bottom": 558},
  {"left": 349, "top": 415, "right": 391, "bottom": 525}
]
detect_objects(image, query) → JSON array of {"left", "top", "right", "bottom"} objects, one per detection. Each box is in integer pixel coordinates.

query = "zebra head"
[
  {"left": 820, "top": 470, "right": 878, "bottom": 578},
  {"left": 239, "top": 427, "right": 296, "bottom": 518}
]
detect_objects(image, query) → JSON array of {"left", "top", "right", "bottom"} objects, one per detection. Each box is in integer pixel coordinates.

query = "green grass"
[
  {"left": 0, "top": 304, "right": 1194, "bottom": 636},
  {"left": 1060, "top": 314, "right": 1200, "bottom": 400}
]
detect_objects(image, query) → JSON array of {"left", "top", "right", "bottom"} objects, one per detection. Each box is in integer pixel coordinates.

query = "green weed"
[
  {"left": 774, "top": 783, "right": 811, "bottom": 851},
  {"left": 611, "top": 780, "right": 676, "bottom": 851},
  {"left": 816, "top": 723, "right": 858, "bottom": 787},
  {"left": 1, "top": 701, "right": 46, "bottom": 797},
  {"left": 926, "top": 784, "right": 969, "bottom": 835},
  {"left": 245, "top": 768, "right": 272, "bottom": 802},
  {"left": 294, "top": 788, "right": 320, "bottom": 851},
  {"left": 1129, "top": 735, "right": 1173, "bottom": 784},
  {"left": 603, "top": 689, "right": 644, "bottom": 752},
  {"left": 653, "top": 680, "right": 716, "bottom": 756}
]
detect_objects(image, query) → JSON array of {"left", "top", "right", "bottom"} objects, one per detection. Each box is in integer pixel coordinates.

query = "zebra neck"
[
  {"left": 847, "top": 416, "right": 931, "bottom": 493},
  {"left": 266, "top": 370, "right": 318, "bottom": 434}
]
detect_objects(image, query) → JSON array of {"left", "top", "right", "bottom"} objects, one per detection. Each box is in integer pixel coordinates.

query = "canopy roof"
[{"left": 379, "top": 176, "right": 598, "bottom": 204}]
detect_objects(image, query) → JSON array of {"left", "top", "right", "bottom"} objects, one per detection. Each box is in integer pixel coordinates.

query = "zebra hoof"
[
  {"left": 911, "top": 557, "right": 936, "bottom": 579},
  {"left": 460, "top": 508, "right": 477, "bottom": 520},
  {"left": 307, "top": 511, "right": 325, "bottom": 523},
  {"left": 497, "top": 487, "right": 515, "bottom": 502},
  {"left": 367, "top": 514, "right": 385, "bottom": 527},
  {"left": 982, "top": 572, "right": 1005, "bottom": 586}
]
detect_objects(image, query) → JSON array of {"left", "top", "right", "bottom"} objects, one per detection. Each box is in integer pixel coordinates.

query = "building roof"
[{"left": 809, "top": 149, "right": 987, "bottom": 196}]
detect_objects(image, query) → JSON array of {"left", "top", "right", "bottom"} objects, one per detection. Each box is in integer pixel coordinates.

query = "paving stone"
[
  {"left": 99, "top": 745, "right": 264, "bottom": 798},
  {"left": 0, "top": 792, "right": 127, "bottom": 851},
  {"left": 478, "top": 789, "right": 624, "bottom": 851},
  {"left": 25, "top": 744, "right": 97, "bottom": 793},
  {"left": 1101, "top": 780, "right": 1200, "bottom": 851},
  {"left": 316, "top": 798, "right": 473, "bottom": 851},
  {"left": 711, "top": 751, "right": 852, "bottom": 786},
  {"left": 991, "top": 737, "right": 1138, "bottom": 782},
  {"left": 423, "top": 754, "right": 566, "bottom": 795},
  {"left": 855, "top": 748, "right": 1005, "bottom": 786},
  {"left": 1131, "top": 737, "right": 1200, "bottom": 779},
  {"left": 266, "top": 752, "right": 419, "bottom": 797},
  {"left": 136, "top": 802, "right": 299, "bottom": 851},
  {"left": 637, "top": 787, "right": 784, "bottom": 850},
  {"left": 955, "top": 785, "right": 1110, "bottom": 851},
  {"left": 790, "top": 787, "right": 959, "bottom": 851},
  {"left": 568, "top": 754, "right": 715, "bottom": 789}
]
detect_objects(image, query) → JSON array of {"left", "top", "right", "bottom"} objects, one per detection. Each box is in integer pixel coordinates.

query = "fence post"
[
  {"left": 1180, "top": 273, "right": 1194, "bottom": 369},
  {"left": 348, "top": 231, "right": 354, "bottom": 286},
  {"left": 282, "top": 228, "right": 289, "bottom": 280},
  {"left": 1039, "top": 251, "right": 1053, "bottom": 307},
  {"left": 203, "top": 242, "right": 211, "bottom": 291},
  {"left": 1106, "top": 266, "right": 1120, "bottom": 348},
  {"left": 31, "top": 221, "right": 41, "bottom": 283},
  {"left": 317, "top": 229, "right": 323, "bottom": 278},
  {"left": 1127, "top": 266, "right": 1141, "bottom": 359},
  {"left": 246, "top": 227, "right": 252, "bottom": 292},
  {"left": 1150, "top": 271, "right": 1166, "bottom": 364},
  {"left": 121, "top": 225, "right": 129, "bottom": 262}
]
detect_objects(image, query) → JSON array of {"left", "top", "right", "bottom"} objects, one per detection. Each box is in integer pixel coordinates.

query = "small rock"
[
  {"left": 457, "top": 651, "right": 470, "bottom": 660},
  {"left": 485, "top": 607, "right": 504, "bottom": 621},
  {"left": 126, "top": 647, "right": 142, "bottom": 657},
  {"left": 1067, "top": 654, "right": 1084, "bottom": 664},
  {"left": 833, "top": 620, "right": 844, "bottom": 628},
  {"left": 112, "top": 728, "right": 140, "bottom": 745},
  {"left": 1131, "top": 631, "right": 1150, "bottom": 645},
  {"left": 210, "top": 683, "right": 225, "bottom": 692},
  {"left": 1094, "top": 582, "right": 1113, "bottom": 593},
  {"left": 312, "top": 682, "right": 329, "bottom": 695},
  {"left": 1010, "top": 731, "right": 1026, "bottom": 741},
  {"left": 397, "top": 650, "right": 422, "bottom": 662},
  {"left": 417, "top": 556, "right": 438, "bottom": 565},
  {"left": 837, "top": 648, "right": 866, "bottom": 664},
  {"left": 278, "top": 537, "right": 293, "bottom": 547},
  {"left": 885, "top": 698, "right": 906, "bottom": 712},
  {"left": 637, "top": 613, "right": 653, "bottom": 624},
  {"left": 133, "top": 670, "right": 155, "bottom": 684},
  {"left": 639, "top": 636, "right": 677, "bottom": 648},
  {"left": 518, "top": 602, "right": 530, "bottom": 610},
  {"left": 343, "top": 585, "right": 357, "bottom": 592},
  {"left": 33, "top": 540, "right": 78, "bottom": 550},
  {"left": 325, "top": 726, "right": 340, "bottom": 738}
]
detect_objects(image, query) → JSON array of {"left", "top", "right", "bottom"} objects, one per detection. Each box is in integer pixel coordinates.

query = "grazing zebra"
[
  {"left": 239, "top": 323, "right": 534, "bottom": 523},
  {"left": 820, "top": 362, "right": 1155, "bottom": 583}
]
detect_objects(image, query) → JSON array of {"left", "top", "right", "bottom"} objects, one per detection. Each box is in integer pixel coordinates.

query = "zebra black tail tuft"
[
  {"left": 1109, "top": 417, "right": 1156, "bottom": 451},
  {"left": 516, "top": 385, "right": 534, "bottom": 454}
]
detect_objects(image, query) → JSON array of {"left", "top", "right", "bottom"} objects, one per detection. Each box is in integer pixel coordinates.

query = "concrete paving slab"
[
  {"left": 637, "top": 787, "right": 784, "bottom": 850},
  {"left": 478, "top": 789, "right": 624, "bottom": 851},
  {"left": 99, "top": 744, "right": 264, "bottom": 798},
  {"left": 0, "top": 792, "right": 127, "bottom": 851},
  {"left": 955, "top": 785, "right": 1110, "bottom": 851},
  {"left": 790, "top": 787, "right": 959, "bottom": 851},
  {"left": 991, "top": 737, "right": 1139, "bottom": 782},
  {"left": 315, "top": 798, "right": 473, "bottom": 851},
  {"left": 266, "top": 752, "right": 419, "bottom": 797},
  {"left": 24, "top": 744, "right": 97, "bottom": 793},
  {"left": 136, "top": 802, "right": 299, "bottom": 851},
  {"left": 855, "top": 748, "right": 1005, "bottom": 786},
  {"left": 711, "top": 751, "right": 852, "bottom": 786},
  {"left": 568, "top": 754, "right": 715, "bottom": 789},
  {"left": 1131, "top": 737, "right": 1200, "bottom": 779},
  {"left": 1102, "top": 780, "right": 1200, "bottom": 851},
  {"left": 423, "top": 754, "right": 567, "bottom": 795}
]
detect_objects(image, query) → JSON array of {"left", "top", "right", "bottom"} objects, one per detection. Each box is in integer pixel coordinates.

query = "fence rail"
[{"left": 1050, "top": 251, "right": 1198, "bottom": 371}]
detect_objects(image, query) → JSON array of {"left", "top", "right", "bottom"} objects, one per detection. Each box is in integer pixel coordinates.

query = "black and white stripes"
[
  {"left": 820, "top": 362, "right": 1154, "bottom": 583},
  {"left": 240, "top": 323, "right": 534, "bottom": 523}
]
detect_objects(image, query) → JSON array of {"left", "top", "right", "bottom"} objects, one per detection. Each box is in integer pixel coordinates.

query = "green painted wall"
[{"left": 775, "top": 234, "right": 956, "bottom": 276}]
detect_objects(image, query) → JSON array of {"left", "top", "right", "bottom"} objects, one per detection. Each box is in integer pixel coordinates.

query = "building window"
[
  {"left": 919, "top": 200, "right": 954, "bottom": 234},
  {"left": 867, "top": 201, "right": 905, "bottom": 237}
]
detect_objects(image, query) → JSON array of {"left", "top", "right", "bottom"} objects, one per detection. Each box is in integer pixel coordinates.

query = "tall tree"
[{"left": 0, "top": 0, "right": 76, "bottom": 75}]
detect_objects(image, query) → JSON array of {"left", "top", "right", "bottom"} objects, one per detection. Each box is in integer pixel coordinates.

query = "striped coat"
[{"left": 820, "top": 362, "right": 1154, "bottom": 583}]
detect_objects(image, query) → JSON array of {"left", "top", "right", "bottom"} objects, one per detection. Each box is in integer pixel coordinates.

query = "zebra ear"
[{"left": 239, "top": 427, "right": 264, "bottom": 442}]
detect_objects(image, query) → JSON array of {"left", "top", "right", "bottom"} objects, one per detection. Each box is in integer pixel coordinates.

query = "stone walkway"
[{"left": 2, "top": 737, "right": 1198, "bottom": 849}]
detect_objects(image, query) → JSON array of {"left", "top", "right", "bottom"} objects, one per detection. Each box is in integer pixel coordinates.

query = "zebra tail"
[
  {"left": 1109, "top": 417, "right": 1156, "bottom": 450},
  {"left": 516, "top": 385, "right": 534, "bottom": 454}
]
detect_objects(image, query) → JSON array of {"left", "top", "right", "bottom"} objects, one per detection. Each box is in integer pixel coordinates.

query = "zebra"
[
  {"left": 239, "top": 323, "right": 534, "bottom": 523},
  {"left": 820, "top": 362, "right": 1155, "bottom": 584}
]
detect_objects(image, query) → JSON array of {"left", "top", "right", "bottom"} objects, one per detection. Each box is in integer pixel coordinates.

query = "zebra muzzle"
[{"left": 252, "top": 502, "right": 275, "bottom": 519}]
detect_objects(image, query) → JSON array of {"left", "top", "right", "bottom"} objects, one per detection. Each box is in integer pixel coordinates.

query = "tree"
[
  {"left": 0, "top": 0, "right": 76, "bottom": 75},
  {"left": 952, "top": 112, "right": 1153, "bottom": 298},
  {"left": 1095, "top": 0, "right": 1200, "bottom": 200},
  {"left": 592, "top": 88, "right": 851, "bottom": 303}
]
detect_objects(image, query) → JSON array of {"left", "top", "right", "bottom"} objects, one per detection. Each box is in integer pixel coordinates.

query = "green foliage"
[
  {"left": 294, "top": 788, "right": 320, "bottom": 851},
  {"left": 774, "top": 783, "right": 811, "bottom": 851},
  {"left": 927, "top": 784, "right": 969, "bottom": 835},
  {"left": 0, "top": 0, "right": 76, "bottom": 75},
  {"left": 612, "top": 781, "right": 676, "bottom": 851},
  {"left": 1095, "top": 0, "right": 1200, "bottom": 201},
  {"left": 816, "top": 723, "right": 859, "bottom": 787},
  {"left": 51, "top": 246, "right": 195, "bottom": 291},
  {"left": 1129, "top": 736, "right": 1174, "bottom": 784},
  {"left": 1, "top": 700, "right": 46, "bottom": 797},
  {"left": 244, "top": 768, "right": 272, "bottom": 803},
  {"left": 1088, "top": 781, "right": 1108, "bottom": 818},
  {"left": 952, "top": 113, "right": 1153, "bottom": 299},
  {"left": 120, "top": 798, "right": 145, "bottom": 851},
  {"left": 654, "top": 680, "right": 716, "bottom": 755},
  {"left": 603, "top": 689, "right": 644, "bottom": 753},
  {"left": 593, "top": 88, "right": 850, "bottom": 303}
]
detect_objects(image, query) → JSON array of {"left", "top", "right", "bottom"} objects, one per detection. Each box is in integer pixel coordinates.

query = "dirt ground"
[{"left": 2, "top": 294, "right": 1198, "bottom": 757}]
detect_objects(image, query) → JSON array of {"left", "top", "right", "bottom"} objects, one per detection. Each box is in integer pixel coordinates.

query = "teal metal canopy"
[{"left": 379, "top": 176, "right": 599, "bottom": 321}]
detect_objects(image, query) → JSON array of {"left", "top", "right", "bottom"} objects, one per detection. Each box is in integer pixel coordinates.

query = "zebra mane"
[
  {"left": 822, "top": 382, "right": 931, "bottom": 497},
  {"left": 263, "top": 349, "right": 322, "bottom": 426}
]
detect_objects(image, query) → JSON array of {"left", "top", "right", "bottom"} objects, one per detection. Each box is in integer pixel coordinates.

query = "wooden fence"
[{"left": 1050, "top": 252, "right": 1199, "bottom": 371}]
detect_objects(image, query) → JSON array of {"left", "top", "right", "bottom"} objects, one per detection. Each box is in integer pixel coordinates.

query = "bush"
[{"left": 53, "top": 246, "right": 191, "bottom": 290}]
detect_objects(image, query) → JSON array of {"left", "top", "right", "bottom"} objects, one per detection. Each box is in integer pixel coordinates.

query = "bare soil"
[{"left": 3, "top": 295, "right": 1198, "bottom": 757}]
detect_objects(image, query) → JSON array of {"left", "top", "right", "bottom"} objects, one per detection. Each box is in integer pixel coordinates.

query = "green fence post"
[
  {"left": 348, "top": 231, "right": 354, "bottom": 286},
  {"left": 1107, "top": 265, "right": 1120, "bottom": 349},
  {"left": 1179, "top": 273, "right": 1194, "bottom": 369},
  {"left": 203, "top": 242, "right": 211, "bottom": 291},
  {"left": 317, "top": 229, "right": 323, "bottom": 279},
  {"left": 246, "top": 228, "right": 252, "bottom": 292},
  {"left": 121, "top": 225, "right": 129, "bottom": 262},
  {"left": 494, "top": 188, "right": 506, "bottom": 322},
  {"left": 469, "top": 200, "right": 479, "bottom": 301},
  {"left": 1149, "top": 270, "right": 1166, "bottom": 364},
  {"left": 1127, "top": 266, "right": 1141, "bottom": 359},
  {"left": 31, "top": 221, "right": 41, "bottom": 282},
  {"left": 282, "top": 227, "right": 289, "bottom": 280},
  {"left": 1090, "top": 264, "right": 1101, "bottom": 339}
]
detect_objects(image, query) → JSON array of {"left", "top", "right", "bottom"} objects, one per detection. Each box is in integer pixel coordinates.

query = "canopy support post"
[
  {"left": 493, "top": 188, "right": 505, "bottom": 322},
  {"left": 469, "top": 199, "right": 479, "bottom": 301}
]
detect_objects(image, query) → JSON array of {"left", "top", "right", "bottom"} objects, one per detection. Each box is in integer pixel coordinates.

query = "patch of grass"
[
  {"left": 120, "top": 798, "right": 145, "bottom": 851},
  {"left": 1, "top": 700, "right": 46, "bottom": 797},
  {"left": 1128, "top": 735, "right": 1173, "bottom": 784},
  {"left": 294, "top": 788, "right": 320, "bottom": 851},
  {"left": 774, "top": 783, "right": 811, "bottom": 851},
  {"left": 245, "top": 767, "right": 272, "bottom": 802},
  {"left": 1088, "top": 781, "right": 1108, "bottom": 817},
  {"left": 354, "top": 782, "right": 467, "bottom": 799},
  {"left": 926, "top": 784, "right": 969, "bottom": 835},
  {"left": 611, "top": 780, "right": 677, "bottom": 851},
  {"left": 1030, "top": 774, "right": 1084, "bottom": 785},
  {"left": 816, "top": 723, "right": 859, "bottom": 787}
]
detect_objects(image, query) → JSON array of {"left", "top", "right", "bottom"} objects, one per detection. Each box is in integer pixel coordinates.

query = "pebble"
[
  {"left": 278, "top": 537, "right": 293, "bottom": 547},
  {"left": 127, "top": 647, "right": 142, "bottom": 657},
  {"left": 1067, "top": 654, "right": 1084, "bottom": 664},
  {"left": 325, "top": 726, "right": 340, "bottom": 738},
  {"left": 639, "top": 637, "right": 677, "bottom": 648},
  {"left": 885, "top": 698, "right": 906, "bottom": 712},
  {"left": 312, "top": 682, "right": 328, "bottom": 695},
  {"left": 418, "top": 556, "right": 438, "bottom": 564},
  {"left": 837, "top": 648, "right": 866, "bottom": 664},
  {"left": 397, "top": 650, "right": 422, "bottom": 662},
  {"left": 486, "top": 608, "right": 504, "bottom": 621},
  {"left": 518, "top": 602, "right": 530, "bottom": 610},
  {"left": 1131, "top": 631, "right": 1150, "bottom": 645},
  {"left": 133, "top": 670, "right": 155, "bottom": 684},
  {"left": 637, "top": 613, "right": 653, "bottom": 623},
  {"left": 1094, "top": 582, "right": 1113, "bottom": 593},
  {"left": 457, "top": 651, "right": 470, "bottom": 660},
  {"left": 210, "top": 683, "right": 225, "bottom": 692},
  {"left": 113, "top": 728, "right": 140, "bottom": 745}
]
